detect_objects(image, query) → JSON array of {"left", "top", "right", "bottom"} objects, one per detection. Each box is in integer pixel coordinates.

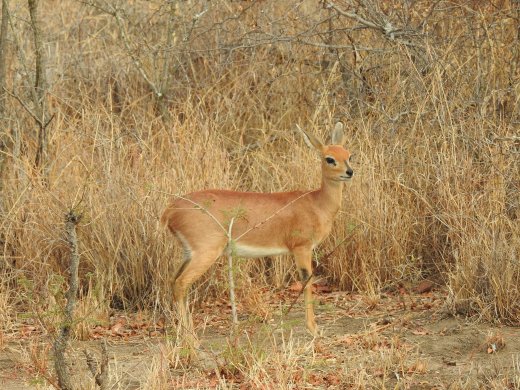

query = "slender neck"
[{"left": 315, "top": 176, "right": 344, "bottom": 217}]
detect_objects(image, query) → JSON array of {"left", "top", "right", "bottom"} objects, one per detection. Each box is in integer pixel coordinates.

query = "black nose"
[{"left": 346, "top": 169, "right": 353, "bottom": 177}]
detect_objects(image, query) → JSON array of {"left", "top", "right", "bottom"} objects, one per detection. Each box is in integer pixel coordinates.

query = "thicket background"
[{"left": 0, "top": 0, "right": 518, "bottom": 332}]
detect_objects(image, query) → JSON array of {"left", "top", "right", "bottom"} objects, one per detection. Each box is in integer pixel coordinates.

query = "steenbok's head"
[{"left": 297, "top": 122, "right": 353, "bottom": 182}]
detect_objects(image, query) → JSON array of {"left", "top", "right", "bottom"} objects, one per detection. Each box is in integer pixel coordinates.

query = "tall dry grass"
[{"left": 0, "top": 0, "right": 518, "bottom": 331}]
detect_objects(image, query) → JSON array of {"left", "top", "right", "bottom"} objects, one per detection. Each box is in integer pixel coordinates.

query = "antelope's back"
[{"left": 161, "top": 189, "right": 322, "bottom": 250}]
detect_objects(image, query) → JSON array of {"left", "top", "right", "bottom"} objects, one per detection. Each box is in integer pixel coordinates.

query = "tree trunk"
[
  {"left": 0, "top": 0, "right": 10, "bottom": 212},
  {"left": 27, "top": 0, "right": 49, "bottom": 171},
  {"left": 54, "top": 211, "right": 82, "bottom": 390},
  {"left": 0, "top": 0, "right": 8, "bottom": 115}
]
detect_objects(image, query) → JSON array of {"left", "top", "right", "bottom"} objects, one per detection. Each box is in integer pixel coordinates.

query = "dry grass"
[{"left": 0, "top": 0, "right": 519, "bottom": 387}]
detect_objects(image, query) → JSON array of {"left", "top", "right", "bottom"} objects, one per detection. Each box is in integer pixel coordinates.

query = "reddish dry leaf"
[
  {"left": 307, "top": 373, "right": 323, "bottom": 385},
  {"left": 414, "top": 280, "right": 435, "bottom": 294},
  {"left": 292, "top": 370, "right": 303, "bottom": 382},
  {"left": 313, "top": 341, "right": 329, "bottom": 354},
  {"left": 288, "top": 281, "right": 304, "bottom": 292},
  {"left": 407, "top": 361, "right": 427, "bottom": 373},
  {"left": 338, "top": 335, "right": 357, "bottom": 346},
  {"left": 110, "top": 322, "right": 125, "bottom": 335},
  {"left": 156, "top": 318, "right": 165, "bottom": 328},
  {"left": 288, "top": 281, "right": 329, "bottom": 293},
  {"left": 324, "top": 373, "right": 341, "bottom": 385},
  {"left": 315, "top": 284, "right": 332, "bottom": 293},
  {"left": 486, "top": 333, "right": 505, "bottom": 353},
  {"left": 373, "top": 368, "right": 385, "bottom": 378},
  {"left": 21, "top": 326, "right": 38, "bottom": 337},
  {"left": 90, "top": 325, "right": 107, "bottom": 339}
]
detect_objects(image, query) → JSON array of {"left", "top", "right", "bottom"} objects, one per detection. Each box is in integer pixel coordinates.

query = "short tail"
[{"left": 160, "top": 206, "right": 173, "bottom": 230}]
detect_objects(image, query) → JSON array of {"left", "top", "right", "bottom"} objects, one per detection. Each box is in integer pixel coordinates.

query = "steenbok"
[{"left": 161, "top": 122, "right": 353, "bottom": 345}]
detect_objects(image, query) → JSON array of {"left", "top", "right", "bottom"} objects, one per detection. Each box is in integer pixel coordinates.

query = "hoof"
[{"left": 306, "top": 321, "right": 318, "bottom": 337}]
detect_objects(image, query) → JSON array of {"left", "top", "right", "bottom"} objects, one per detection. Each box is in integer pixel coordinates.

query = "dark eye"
[{"left": 325, "top": 157, "right": 336, "bottom": 165}]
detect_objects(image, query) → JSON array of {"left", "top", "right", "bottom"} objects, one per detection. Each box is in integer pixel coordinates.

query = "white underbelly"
[{"left": 232, "top": 243, "right": 289, "bottom": 258}]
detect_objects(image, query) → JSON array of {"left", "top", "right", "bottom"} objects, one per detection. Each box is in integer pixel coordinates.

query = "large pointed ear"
[
  {"left": 331, "top": 122, "right": 347, "bottom": 145},
  {"left": 296, "top": 125, "right": 324, "bottom": 152}
]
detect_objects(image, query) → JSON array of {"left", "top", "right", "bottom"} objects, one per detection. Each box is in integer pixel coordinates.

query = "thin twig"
[
  {"left": 326, "top": 1, "right": 381, "bottom": 31},
  {"left": 111, "top": 6, "right": 162, "bottom": 98},
  {"left": 227, "top": 217, "right": 238, "bottom": 326},
  {"left": 326, "top": 1, "right": 425, "bottom": 49},
  {"left": 285, "top": 274, "right": 313, "bottom": 317},
  {"left": 320, "top": 230, "right": 357, "bottom": 264},
  {"left": 234, "top": 190, "right": 314, "bottom": 242},
  {"left": 228, "top": 134, "right": 281, "bottom": 156},
  {"left": 2, "top": 87, "right": 41, "bottom": 126}
]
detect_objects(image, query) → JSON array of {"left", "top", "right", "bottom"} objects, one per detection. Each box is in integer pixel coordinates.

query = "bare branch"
[
  {"left": 226, "top": 217, "right": 238, "bottom": 327},
  {"left": 111, "top": 6, "right": 162, "bottom": 99},
  {"left": 229, "top": 134, "right": 282, "bottom": 156},
  {"left": 2, "top": 87, "right": 41, "bottom": 126},
  {"left": 326, "top": 1, "right": 425, "bottom": 49},
  {"left": 326, "top": 1, "right": 381, "bottom": 31}
]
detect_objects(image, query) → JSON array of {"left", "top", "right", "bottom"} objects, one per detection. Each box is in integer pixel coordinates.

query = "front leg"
[{"left": 293, "top": 246, "right": 317, "bottom": 336}]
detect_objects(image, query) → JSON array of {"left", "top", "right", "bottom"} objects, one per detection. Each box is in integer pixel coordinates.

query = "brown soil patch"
[{"left": 1, "top": 288, "right": 519, "bottom": 389}]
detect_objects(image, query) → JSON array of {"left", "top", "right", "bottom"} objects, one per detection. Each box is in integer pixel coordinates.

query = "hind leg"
[
  {"left": 173, "top": 245, "right": 225, "bottom": 356},
  {"left": 172, "top": 259, "right": 193, "bottom": 333}
]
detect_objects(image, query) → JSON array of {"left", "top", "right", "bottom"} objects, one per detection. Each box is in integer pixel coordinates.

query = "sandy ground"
[{"left": 1, "top": 287, "right": 519, "bottom": 389}]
